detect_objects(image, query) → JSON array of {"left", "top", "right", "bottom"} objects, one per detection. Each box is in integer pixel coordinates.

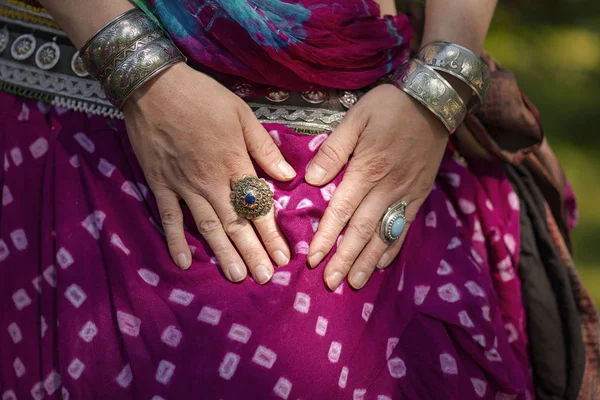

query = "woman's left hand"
[{"left": 305, "top": 84, "right": 449, "bottom": 291}]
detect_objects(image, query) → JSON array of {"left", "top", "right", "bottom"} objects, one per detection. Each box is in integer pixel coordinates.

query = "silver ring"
[
  {"left": 230, "top": 176, "right": 274, "bottom": 220},
  {"left": 380, "top": 200, "right": 407, "bottom": 244}
]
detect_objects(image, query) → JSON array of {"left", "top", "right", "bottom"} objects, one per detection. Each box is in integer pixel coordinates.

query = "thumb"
[
  {"left": 305, "top": 110, "right": 364, "bottom": 186},
  {"left": 239, "top": 104, "right": 296, "bottom": 181}
]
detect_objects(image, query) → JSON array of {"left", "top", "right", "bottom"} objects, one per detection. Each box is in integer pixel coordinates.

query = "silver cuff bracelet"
[
  {"left": 79, "top": 8, "right": 185, "bottom": 108},
  {"left": 391, "top": 58, "right": 467, "bottom": 133},
  {"left": 417, "top": 41, "right": 491, "bottom": 109}
]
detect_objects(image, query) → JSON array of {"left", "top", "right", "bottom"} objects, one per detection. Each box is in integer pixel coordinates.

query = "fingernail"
[
  {"left": 305, "top": 163, "right": 327, "bottom": 184},
  {"left": 176, "top": 253, "right": 190, "bottom": 269},
  {"left": 273, "top": 250, "right": 290, "bottom": 266},
  {"left": 308, "top": 251, "right": 324, "bottom": 268},
  {"left": 326, "top": 271, "right": 344, "bottom": 290},
  {"left": 377, "top": 253, "right": 390, "bottom": 269},
  {"left": 350, "top": 272, "right": 367, "bottom": 289},
  {"left": 229, "top": 263, "right": 246, "bottom": 282},
  {"left": 254, "top": 264, "right": 273, "bottom": 284},
  {"left": 278, "top": 160, "right": 296, "bottom": 179}
]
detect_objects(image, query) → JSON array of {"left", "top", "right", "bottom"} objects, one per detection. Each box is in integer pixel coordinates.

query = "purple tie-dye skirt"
[{"left": 0, "top": 91, "right": 534, "bottom": 399}]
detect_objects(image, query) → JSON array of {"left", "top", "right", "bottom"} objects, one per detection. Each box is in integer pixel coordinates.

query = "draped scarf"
[{"left": 131, "top": 0, "right": 413, "bottom": 90}]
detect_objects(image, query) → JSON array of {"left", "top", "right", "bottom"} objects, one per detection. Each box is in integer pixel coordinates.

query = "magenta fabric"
[
  {"left": 0, "top": 92, "right": 533, "bottom": 399},
  {"left": 132, "top": 0, "right": 413, "bottom": 91}
]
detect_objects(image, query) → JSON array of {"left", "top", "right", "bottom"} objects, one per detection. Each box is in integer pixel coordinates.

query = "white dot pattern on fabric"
[
  {"left": 459, "top": 198, "right": 476, "bottom": 214},
  {"left": 252, "top": 345, "right": 277, "bottom": 369},
  {"left": 414, "top": 285, "right": 431, "bottom": 306},
  {"left": 67, "top": 359, "right": 85, "bottom": 380},
  {"left": 43, "top": 264, "right": 57, "bottom": 288},
  {"left": 30, "top": 382, "right": 43, "bottom": 400},
  {"left": 471, "top": 378, "right": 487, "bottom": 397},
  {"left": 353, "top": 389, "right": 367, "bottom": 400},
  {"left": 81, "top": 211, "right": 105, "bottom": 240},
  {"left": 485, "top": 348, "right": 502, "bottom": 362},
  {"left": 473, "top": 335, "right": 486, "bottom": 347},
  {"left": 69, "top": 155, "right": 80, "bottom": 168},
  {"left": 161, "top": 325, "right": 183, "bottom": 348},
  {"left": 137, "top": 269, "right": 160, "bottom": 286},
  {"left": 61, "top": 387, "right": 70, "bottom": 400},
  {"left": 56, "top": 247, "right": 74, "bottom": 269},
  {"left": 228, "top": 323, "right": 252, "bottom": 344},
  {"left": 386, "top": 337, "right": 399, "bottom": 359},
  {"left": 43, "top": 370, "right": 61, "bottom": 395},
  {"left": 497, "top": 256, "right": 516, "bottom": 282},
  {"left": 273, "top": 377, "right": 292, "bottom": 399},
  {"left": 446, "top": 200, "right": 458, "bottom": 219},
  {"left": 218, "top": 352, "right": 240, "bottom": 380},
  {"left": 296, "top": 198, "right": 313, "bottom": 209},
  {"left": 473, "top": 220, "right": 485, "bottom": 242},
  {"left": 29, "top": 137, "right": 48, "bottom": 159},
  {"left": 496, "top": 392, "right": 517, "bottom": 400},
  {"left": 328, "top": 341, "right": 342, "bottom": 363},
  {"left": 387, "top": 357, "right": 407, "bottom": 378},
  {"left": 2, "top": 186, "right": 13, "bottom": 206},
  {"left": 74, "top": 132, "right": 95, "bottom": 153},
  {"left": 32, "top": 276, "right": 42, "bottom": 293},
  {"left": 121, "top": 181, "right": 144, "bottom": 202},
  {"left": 116, "top": 311, "right": 141, "bottom": 336},
  {"left": 10, "top": 229, "right": 28, "bottom": 250},
  {"left": 508, "top": 192, "right": 520, "bottom": 211},
  {"left": 98, "top": 158, "right": 116, "bottom": 178},
  {"left": 438, "top": 283, "right": 461, "bottom": 303},
  {"left": 310, "top": 217, "right": 320, "bottom": 232},
  {"left": 0, "top": 239, "right": 9, "bottom": 261},
  {"left": 320, "top": 183, "right": 336, "bottom": 201},
  {"left": 13, "top": 357, "right": 25, "bottom": 378},
  {"left": 465, "top": 281, "right": 486, "bottom": 298},
  {"left": 505, "top": 323, "right": 519, "bottom": 343},
  {"left": 458, "top": 311, "right": 475, "bottom": 328},
  {"left": 447, "top": 237, "right": 461, "bottom": 250},
  {"left": 437, "top": 260, "right": 453, "bottom": 275},
  {"left": 272, "top": 271, "right": 291, "bottom": 286},
  {"left": 378, "top": 396, "right": 392, "bottom": 400},
  {"left": 2, "top": 390, "right": 17, "bottom": 400},
  {"left": 116, "top": 364, "right": 133, "bottom": 388},
  {"left": 440, "top": 353, "right": 458, "bottom": 374},
  {"left": 482, "top": 306, "right": 491, "bottom": 322},
  {"left": 12, "top": 288, "right": 32, "bottom": 310},
  {"left": 504, "top": 234, "right": 516, "bottom": 255},
  {"left": 155, "top": 360, "right": 175, "bottom": 385},
  {"left": 198, "top": 306, "right": 222, "bottom": 325},
  {"left": 10, "top": 147, "right": 22, "bottom": 166},
  {"left": 168, "top": 289, "right": 195, "bottom": 306},
  {"left": 308, "top": 134, "right": 327, "bottom": 151},
  {"left": 362, "top": 303, "right": 373, "bottom": 322},
  {"left": 79, "top": 321, "right": 98, "bottom": 343},
  {"left": 441, "top": 172, "right": 461, "bottom": 188},
  {"left": 7, "top": 322, "right": 22, "bottom": 343},
  {"left": 40, "top": 316, "right": 47, "bottom": 338},
  {"left": 293, "top": 292, "right": 311, "bottom": 313},
  {"left": 294, "top": 241, "right": 309, "bottom": 255},
  {"left": 338, "top": 366, "right": 349, "bottom": 389},
  {"left": 316, "top": 316, "right": 328, "bottom": 336},
  {"left": 425, "top": 211, "right": 437, "bottom": 228},
  {"left": 110, "top": 233, "right": 130, "bottom": 255},
  {"left": 64, "top": 284, "right": 87, "bottom": 308}
]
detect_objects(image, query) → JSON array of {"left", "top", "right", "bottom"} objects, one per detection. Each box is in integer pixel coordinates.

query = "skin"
[{"left": 38, "top": 0, "right": 497, "bottom": 289}]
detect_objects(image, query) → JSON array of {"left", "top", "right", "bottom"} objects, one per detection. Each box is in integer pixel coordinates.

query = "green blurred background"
[
  {"left": 484, "top": 2, "right": 600, "bottom": 304},
  {"left": 398, "top": 0, "right": 600, "bottom": 303}
]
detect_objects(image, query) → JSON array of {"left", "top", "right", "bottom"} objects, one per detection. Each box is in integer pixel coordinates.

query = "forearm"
[
  {"left": 421, "top": 0, "right": 497, "bottom": 56},
  {"left": 36, "top": 0, "right": 134, "bottom": 48}
]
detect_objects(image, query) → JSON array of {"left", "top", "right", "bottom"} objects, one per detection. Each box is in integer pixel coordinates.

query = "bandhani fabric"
[
  {"left": 0, "top": 91, "right": 534, "bottom": 399},
  {"left": 131, "top": 0, "right": 413, "bottom": 90}
]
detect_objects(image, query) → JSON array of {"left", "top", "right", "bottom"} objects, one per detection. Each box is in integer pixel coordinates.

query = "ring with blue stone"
[
  {"left": 380, "top": 200, "right": 407, "bottom": 244},
  {"left": 230, "top": 175, "right": 274, "bottom": 220}
]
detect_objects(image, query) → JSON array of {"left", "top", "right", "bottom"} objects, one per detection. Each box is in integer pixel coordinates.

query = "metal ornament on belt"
[
  {"left": 11, "top": 33, "right": 36, "bottom": 60},
  {"left": 230, "top": 176, "right": 274, "bottom": 219},
  {"left": 0, "top": 26, "right": 9, "bottom": 54},
  {"left": 35, "top": 39, "right": 60, "bottom": 70},
  {"left": 380, "top": 200, "right": 407, "bottom": 244}
]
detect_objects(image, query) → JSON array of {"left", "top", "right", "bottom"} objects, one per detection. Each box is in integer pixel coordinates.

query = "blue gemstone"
[
  {"left": 391, "top": 217, "right": 405, "bottom": 238},
  {"left": 245, "top": 193, "right": 256, "bottom": 205}
]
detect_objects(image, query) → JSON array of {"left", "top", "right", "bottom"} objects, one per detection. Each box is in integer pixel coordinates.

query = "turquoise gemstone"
[{"left": 391, "top": 217, "right": 405, "bottom": 238}]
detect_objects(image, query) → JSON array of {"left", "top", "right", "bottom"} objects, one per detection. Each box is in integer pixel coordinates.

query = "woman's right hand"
[{"left": 122, "top": 63, "right": 296, "bottom": 284}]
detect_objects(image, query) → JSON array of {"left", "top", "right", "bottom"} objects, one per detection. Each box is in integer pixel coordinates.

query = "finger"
[
  {"left": 239, "top": 104, "right": 296, "bottom": 181},
  {"left": 155, "top": 188, "right": 191, "bottom": 270},
  {"left": 251, "top": 208, "right": 291, "bottom": 267},
  {"left": 183, "top": 193, "right": 247, "bottom": 283},
  {"left": 307, "top": 167, "right": 373, "bottom": 268},
  {"left": 205, "top": 180, "right": 275, "bottom": 285},
  {"left": 304, "top": 109, "right": 365, "bottom": 186},
  {"left": 323, "top": 188, "right": 404, "bottom": 290}
]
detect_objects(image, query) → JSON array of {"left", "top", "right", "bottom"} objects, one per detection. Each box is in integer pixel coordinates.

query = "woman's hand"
[
  {"left": 123, "top": 63, "right": 296, "bottom": 284},
  {"left": 305, "top": 84, "right": 449, "bottom": 290}
]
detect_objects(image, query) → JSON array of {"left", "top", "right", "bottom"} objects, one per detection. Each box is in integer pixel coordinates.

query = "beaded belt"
[{"left": 0, "top": 0, "right": 365, "bottom": 134}]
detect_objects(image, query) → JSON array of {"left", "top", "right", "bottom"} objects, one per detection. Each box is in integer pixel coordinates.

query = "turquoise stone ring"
[{"left": 380, "top": 200, "right": 408, "bottom": 244}]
